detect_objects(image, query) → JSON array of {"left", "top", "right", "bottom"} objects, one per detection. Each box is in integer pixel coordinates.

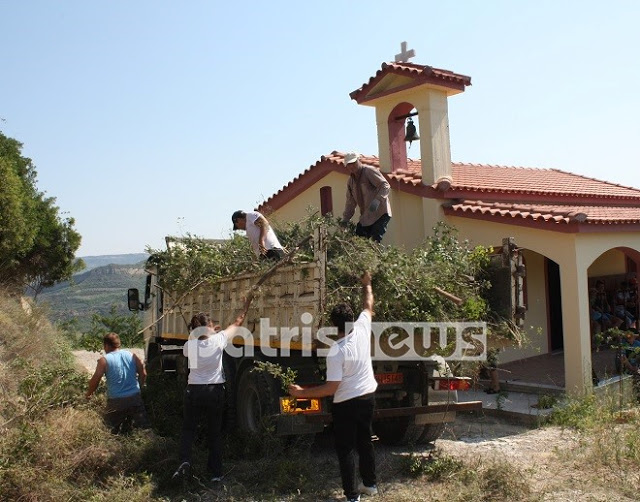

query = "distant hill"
[
  {"left": 36, "top": 260, "right": 149, "bottom": 331},
  {"left": 78, "top": 253, "right": 149, "bottom": 273}
]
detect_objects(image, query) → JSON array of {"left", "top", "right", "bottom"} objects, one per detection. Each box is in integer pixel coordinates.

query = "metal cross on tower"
[{"left": 394, "top": 41, "right": 415, "bottom": 63}]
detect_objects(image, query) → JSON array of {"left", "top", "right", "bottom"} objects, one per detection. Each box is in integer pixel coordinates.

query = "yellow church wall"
[
  {"left": 445, "top": 217, "right": 575, "bottom": 263},
  {"left": 268, "top": 176, "right": 450, "bottom": 254},
  {"left": 570, "top": 232, "right": 640, "bottom": 272},
  {"left": 266, "top": 171, "right": 348, "bottom": 228},
  {"left": 587, "top": 249, "right": 627, "bottom": 277},
  {"left": 386, "top": 190, "right": 424, "bottom": 250},
  {"left": 444, "top": 218, "right": 572, "bottom": 364},
  {"left": 267, "top": 173, "right": 433, "bottom": 252}
]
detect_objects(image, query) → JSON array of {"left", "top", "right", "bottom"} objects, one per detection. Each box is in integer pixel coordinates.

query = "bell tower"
[{"left": 349, "top": 44, "right": 471, "bottom": 187}]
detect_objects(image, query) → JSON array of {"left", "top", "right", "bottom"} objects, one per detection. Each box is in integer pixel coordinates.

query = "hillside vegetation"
[
  {"left": 0, "top": 291, "right": 171, "bottom": 500},
  {"left": 79, "top": 253, "right": 149, "bottom": 272},
  {"left": 34, "top": 261, "right": 147, "bottom": 331}
]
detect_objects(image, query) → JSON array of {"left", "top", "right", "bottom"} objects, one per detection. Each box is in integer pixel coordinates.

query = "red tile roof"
[
  {"left": 443, "top": 200, "right": 640, "bottom": 228},
  {"left": 258, "top": 151, "right": 640, "bottom": 231},
  {"left": 350, "top": 62, "right": 472, "bottom": 103},
  {"left": 391, "top": 161, "right": 640, "bottom": 202}
]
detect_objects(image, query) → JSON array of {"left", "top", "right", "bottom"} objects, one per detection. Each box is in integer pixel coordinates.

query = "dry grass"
[
  {"left": 0, "top": 291, "right": 173, "bottom": 501},
  {"left": 547, "top": 401, "right": 640, "bottom": 500}
]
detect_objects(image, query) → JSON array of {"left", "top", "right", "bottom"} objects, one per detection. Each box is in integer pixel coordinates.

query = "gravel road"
[{"left": 73, "top": 348, "right": 145, "bottom": 373}]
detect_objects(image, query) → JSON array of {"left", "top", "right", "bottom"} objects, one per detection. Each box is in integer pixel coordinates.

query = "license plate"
[
  {"left": 279, "top": 396, "right": 321, "bottom": 414},
  {"left": 375, "top": 372, "right": 404, "bottom": 385}
]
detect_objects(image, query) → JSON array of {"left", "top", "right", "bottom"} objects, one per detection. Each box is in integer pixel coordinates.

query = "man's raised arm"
[
  {"left": 361, "top": 271, "right": 373, "bottom": 316},
  {"left": 223, "top": 294, "right": 254, "bottom": 338}
]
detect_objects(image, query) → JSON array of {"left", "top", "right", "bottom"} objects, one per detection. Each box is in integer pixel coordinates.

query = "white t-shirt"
[
  {"left": 326, "top": 311, "right": 378, "bottom": 403},
  {"left": 183, "top": 327, "right": 230, "bottom": 385},
  {"left": 244, "top": 211, "right": 283, "bottom": 257}
]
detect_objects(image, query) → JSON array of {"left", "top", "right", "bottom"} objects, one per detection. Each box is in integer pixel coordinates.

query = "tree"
[
  {"left": 0, "top": 131, "right": 83, "bottom": 293},
  {"left": 78, "top": 305, "right": 143, "bottom": 352}
]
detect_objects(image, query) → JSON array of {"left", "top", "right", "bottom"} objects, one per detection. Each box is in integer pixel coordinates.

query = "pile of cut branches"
[{"left": 146, "top": 214, "right": 498, "bottom": 329}]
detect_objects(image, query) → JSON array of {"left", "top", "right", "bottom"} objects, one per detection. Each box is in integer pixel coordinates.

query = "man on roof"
[{"left": 341, "top": 152, "right": 392, "bottom": 243}]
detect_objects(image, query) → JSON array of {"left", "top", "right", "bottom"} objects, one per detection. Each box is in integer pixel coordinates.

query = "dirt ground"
[{"left": 398, "top": 413, "right": 631, "bottom": 501}]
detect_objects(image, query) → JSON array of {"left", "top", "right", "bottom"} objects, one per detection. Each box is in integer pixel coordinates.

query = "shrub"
[
  {"left": 0, "top": 291, "right": 169, "bottom": 501},
  {"left": 405, "top": 452, "right": 464, "bottom": 480}
]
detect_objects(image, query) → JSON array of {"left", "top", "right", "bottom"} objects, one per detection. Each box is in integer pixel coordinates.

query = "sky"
[{"left": 2, "top": 1, "right": 639, "bottom": 257}]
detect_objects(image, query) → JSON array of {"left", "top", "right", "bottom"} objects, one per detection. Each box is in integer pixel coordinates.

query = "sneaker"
[
  {"left": 172, "top": 461, "right": 191, "bottom": 480},
  {"left": 358, "top": 482, "right": 378, "bottom": 496},
  {"left": 210, "top": 476, "right": 223, "bottom": 482},
  {"left": 346, "top": 496, "right": 360, "bottom": 502}
]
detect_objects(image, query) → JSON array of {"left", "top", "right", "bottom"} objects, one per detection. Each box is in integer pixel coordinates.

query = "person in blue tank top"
[{"left": 86, "top": 332, "right": 150, "bottom": 433}]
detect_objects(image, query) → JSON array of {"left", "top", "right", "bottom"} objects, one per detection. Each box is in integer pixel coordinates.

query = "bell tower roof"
[{"left": 349, "top": 61, "right": 472, "bottom": 105}]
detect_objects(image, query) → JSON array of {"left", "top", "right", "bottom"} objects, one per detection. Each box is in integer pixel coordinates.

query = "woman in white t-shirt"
[
  {"left": 231, "top": 210, "right": 286, "bottom": 260},
  {"left": 173, "top": 302, "right": 251, "bottom": 483}
]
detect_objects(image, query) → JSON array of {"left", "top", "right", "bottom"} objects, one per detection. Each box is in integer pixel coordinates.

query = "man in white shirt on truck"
[{"left": 231, "top": 209, "right": 286, "bottom": 261}]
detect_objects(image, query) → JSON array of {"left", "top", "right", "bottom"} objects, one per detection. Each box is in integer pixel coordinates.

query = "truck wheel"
[
  {"left": 374, "top": 417, "right": 427, "bottom": 445},
  {"left": 175, "top": 354, "right": 189, "bottom": 386},
  {"left": 222, "top": 355, "right": 237, "bottom": 433},
  {"left": 145, "top": 343, "right": 162, "bottom": 377},
  {"left": 236, "top": 369, "right": 278, "bottom": 434},
  {"left": 418, "top": 423, "right": 446, "bottom": 444}
]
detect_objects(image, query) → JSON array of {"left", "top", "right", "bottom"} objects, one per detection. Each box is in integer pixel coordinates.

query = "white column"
[
  {"left": 559, "top": 253, "right": 592, "bottom": 395},
  {"left": 416, "top": 90, "right": 452, "bottom": 186}
]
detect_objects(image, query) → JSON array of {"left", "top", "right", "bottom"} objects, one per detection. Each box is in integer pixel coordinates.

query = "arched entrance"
[{"left": 546, "top": 258, "right": 563, "bottom": 352}]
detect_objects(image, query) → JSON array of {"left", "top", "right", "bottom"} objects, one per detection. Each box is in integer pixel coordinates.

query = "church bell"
[{"left": 404, "top": 117, "right": 420, "bottom": 146}]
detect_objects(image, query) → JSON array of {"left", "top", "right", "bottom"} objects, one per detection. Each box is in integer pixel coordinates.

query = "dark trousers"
[
  {"left": 332, "top": 393, "right": 376, "bottom": 500},
  {"left": 260, "top": 248, "right": 286, "bottom": 261},
  {"left": 356, "top": 214, "right": 391, "bottom": 243},
  {"left": 105, "top": 393, "right": 150, "bottom": 434},
  {"left": 179, "top": 384, "right": 225, "bottom": 476}
]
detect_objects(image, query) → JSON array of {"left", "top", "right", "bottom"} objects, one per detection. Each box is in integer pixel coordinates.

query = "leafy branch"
[{"left": 252, "top": 361, "right": 298, "bottom": 392}]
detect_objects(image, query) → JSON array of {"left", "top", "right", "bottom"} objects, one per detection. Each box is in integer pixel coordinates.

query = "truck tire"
[
  {"left": 418, "top": 423, "right": 446, "bottom": 444},
  {"left": 374, "top": 417, "right": 426, "bottom": 445},
  {"left": 145, "top": 342, "right": 161, "bottom": 376},
  {"left": 175, "top": 353, "right": 189, "bottom": 386},
  {"left": 222, "top": 355, "right": 237, "bottom": 433},
  {"left": 236, "top": 369, "right": 278, "bottom": 434},
  {"left": 374, "top": 384, "right": 449, "bottom": 445},
  {"left": 374, "top": 419, "right": 446, "bottom": 445}
]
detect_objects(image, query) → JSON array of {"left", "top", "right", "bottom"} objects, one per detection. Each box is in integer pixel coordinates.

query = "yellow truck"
[{"left": 127, "top": 229, "right": 483, "bottom": 444}]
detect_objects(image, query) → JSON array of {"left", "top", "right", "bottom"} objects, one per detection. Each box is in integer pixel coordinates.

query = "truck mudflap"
[
  {"left": 296, "top": 400, "right": 483, "bottom": 426},
  {"left": 276, "top": 414, "right": 326, "bottom": 435}
]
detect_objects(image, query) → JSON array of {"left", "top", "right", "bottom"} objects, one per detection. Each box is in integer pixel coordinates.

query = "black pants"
[
  {"left": 105, "top": 393, "right": 150, "bottom": 434},
  {"left": 356, "top": 214, "right": 391, "bottom": 243},
  {"left": 179, "top": 384, "right": 225, "bottom": 476},
  {"left": 332, "top": 393, "right": 376, "bottom": 500},
  {"left": 259, "top": 248, "right": 286, "bottom": 261}
]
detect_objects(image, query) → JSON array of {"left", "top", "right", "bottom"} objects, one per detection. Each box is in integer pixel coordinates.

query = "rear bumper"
[
  {"left": 374, "top": 401, "right": 483, "bottom": 418},
  {"left": 279, "top": 400, "right": 484, "bottom": 430}
]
